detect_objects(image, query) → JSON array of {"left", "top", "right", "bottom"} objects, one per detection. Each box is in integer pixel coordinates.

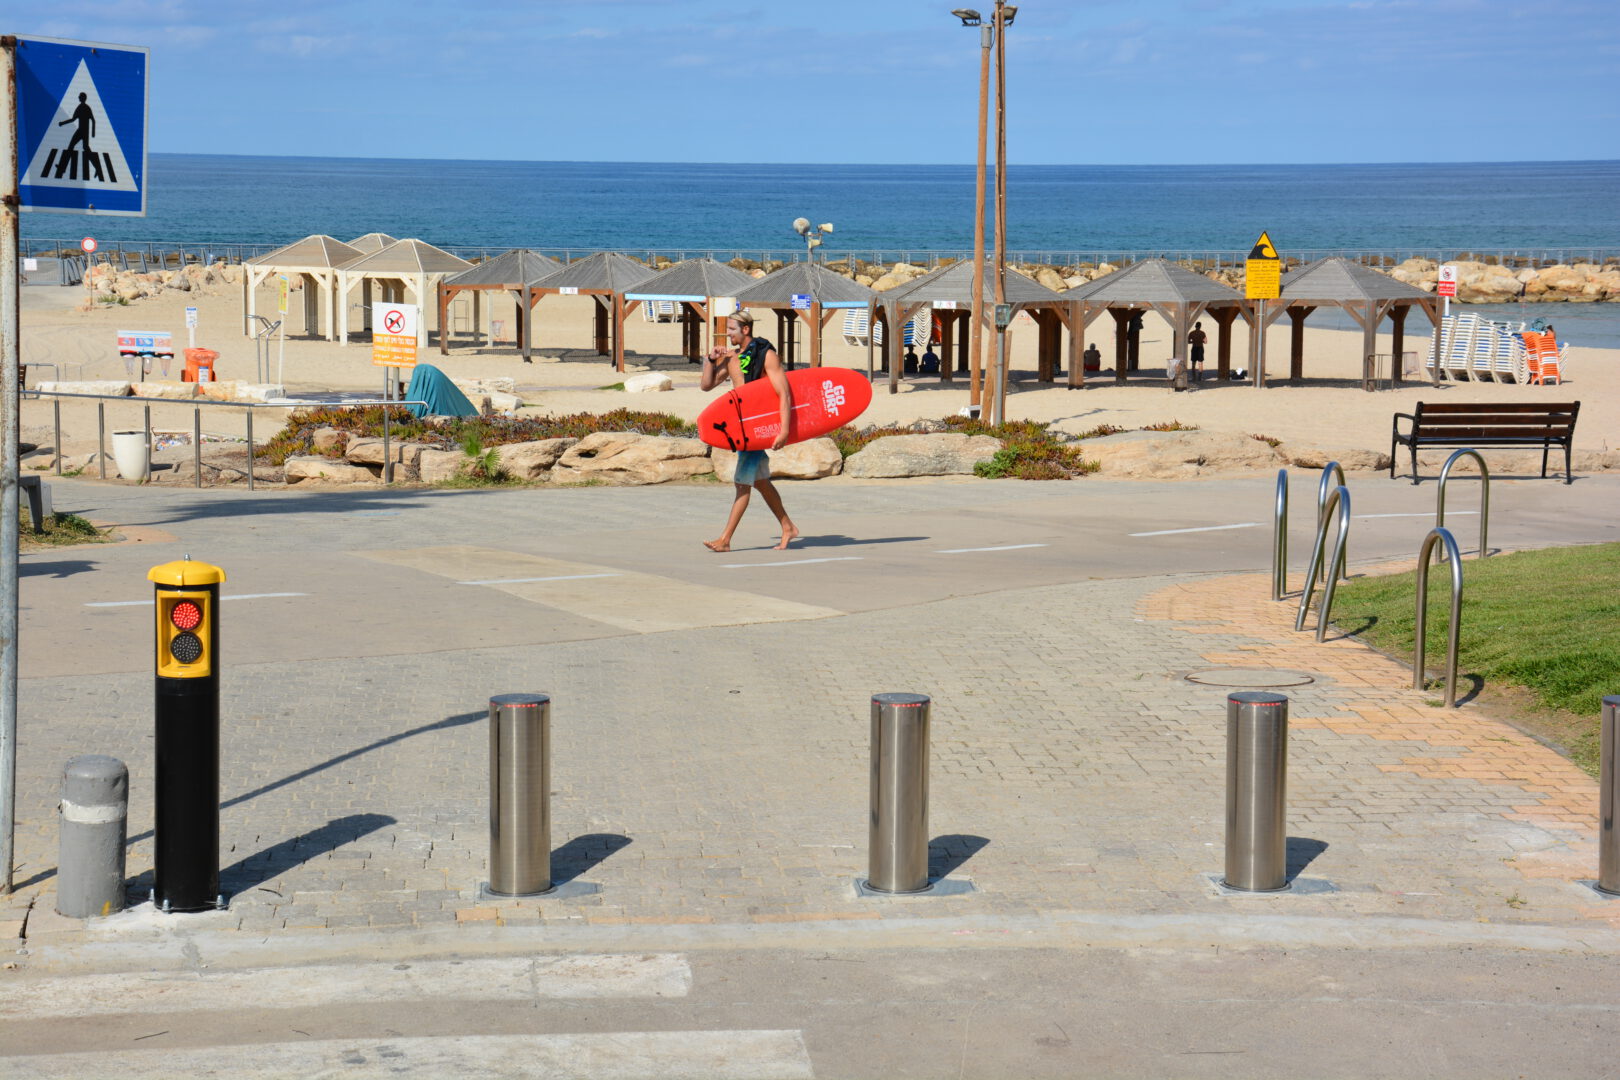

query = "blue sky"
[{"left": 19, "top": 0, "right": 1619, "bottom": 164}]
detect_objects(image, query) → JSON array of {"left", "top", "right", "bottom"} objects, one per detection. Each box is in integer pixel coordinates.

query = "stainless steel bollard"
[
  {"left": 57, "top": 755, "right": 128, "bottom": 918},
  {"left": 488, "top": 693, "right": 552, "bottom": 897},
  {"left": 868, "top": 693, "right": 931, "bottom": 894},
  {"left": 1599, "top": 696, "right": 1620, "bottom": 896},
  {"left": 1224, "top": 692, "right": 1289, "bottom": 892}
]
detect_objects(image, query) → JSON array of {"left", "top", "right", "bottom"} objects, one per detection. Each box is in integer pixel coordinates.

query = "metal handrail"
[
  {"left": 1272, "top": 468, "right": 1288, "bottom": 601},
  {"left": 1437, "top": 449, "right": 1490, "bottom": 561},
  {"left": 1414, "top": 527, "right": 1465, "bottom": 707},
  {"left": 1315, "top": 462, "right": 1349, "bottom": 583},
  {"left": 1295, "top": 484, "right": 1351, "bottom": 642},
  {"left": 244, "top": 315, "right": 284, "bottom": 385},
  {"left": 26, "top": 389, "right": 428, "bottom": 490}
]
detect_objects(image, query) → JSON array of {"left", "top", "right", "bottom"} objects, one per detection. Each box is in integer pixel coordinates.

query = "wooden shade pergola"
[
  {"left": 1064, "top": 259, "right": 1246, "bottom": 387},
  {"left": 873, "top": 260, "right": 1069, "bottom": 396},
  {"left": 337, "top": 239, "right": 471, "bottom": 346},
  {"left": 527, "top": 252, "right": 657, "bottom": 369},
  {"left": 622, "top": 259, "right": 757, "bottom": 371},
  {"left": 241, "top": 234, "right": 362, "bottom": 341},
  {"left": 1265, "top": 257, "right": 1443, "bottom": 388},
  {"left": 732, "top": 262, "right": 875, "bottom": 370},
  {"left": 436, "top": 249, "right": 562, "bottom": 358}
]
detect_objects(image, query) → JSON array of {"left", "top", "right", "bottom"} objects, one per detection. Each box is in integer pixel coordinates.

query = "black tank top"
[{"left": 737, "top": 338, "right": 774, "bottom": 384}]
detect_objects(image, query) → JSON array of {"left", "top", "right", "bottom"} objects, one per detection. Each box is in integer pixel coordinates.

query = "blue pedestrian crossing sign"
[{"left": 15, "top": 36, "right": 149, "bottom": 216}]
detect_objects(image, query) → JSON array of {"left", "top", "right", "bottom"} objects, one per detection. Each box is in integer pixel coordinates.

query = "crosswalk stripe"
[
  {"left": 0, "top": 954, "right": 690, "bottom": 1020},
  {"left": 2, "top": 1030, "right": 815, "bottom": 1079}
]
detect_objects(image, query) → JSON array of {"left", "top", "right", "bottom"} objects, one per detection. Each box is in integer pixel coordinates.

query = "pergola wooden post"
[
  {"left": 1211, "top": 306, "right": 1240, "bottom": 380},
  {"left": 1064, "top": 302, "right": 1104, "bottom": 390},
  {"left": 1242, "top": 301, "right": 1291, "bottom": 387},
  {"left": 885, "top": 300, "right": 925, "bottom": 395},
  {"left": 1287, "top": 304, "right": 1316, "bottom": 383},
  {"left": 1389, "top": 305, "right": 1409, "bottom": 385},
  {"left": 1111, "top": 308, "right": 1132, "bottom": 382}
]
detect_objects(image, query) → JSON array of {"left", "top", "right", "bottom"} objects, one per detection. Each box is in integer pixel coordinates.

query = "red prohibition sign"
[{"left": 383, "top": 310, "right": 406, "bottom": 334}]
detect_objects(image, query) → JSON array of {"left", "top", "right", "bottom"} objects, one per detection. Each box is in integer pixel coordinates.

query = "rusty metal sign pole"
[{"left": 1, "top": 37, "right": 21, "bottom": 893}]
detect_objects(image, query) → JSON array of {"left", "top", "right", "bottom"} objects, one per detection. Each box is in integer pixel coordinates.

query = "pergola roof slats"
[
  {"left": 531, "top": 252, "right": 656, "bottom": 293},
  {"left": 341, "top": 238, "right": 471, "bottom": 275},
  {"left": 1066, "top": 258, "right": 1243, "bottom": 305},
  {"left": 881, "top": 259, "right": 1065, "bottom": 306},
  {"left": 734, "top": 262, "right": 876, "bottom": 309},
  {"left": 250, "top": 234, "right": 363, "bottom": 270},
  {"left": 443, "top": 249, "right": 562, "bottom": 288},
  {"left": 1279, "top": 256, "right": 1432, "bottom": 302},
  {"left": 623, "top": 258, "right": 755, "bottom": 302},
  {"left": 346, "top": 232, "right": 400, "bottom": 256}
]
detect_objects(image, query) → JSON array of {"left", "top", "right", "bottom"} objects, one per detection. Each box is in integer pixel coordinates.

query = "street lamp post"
[
  {"left": 952, "top": 9, "right": 991, "bottom": 409},
  {"left": 991, "top": 2, "right": 1016, "bottom": 426}
]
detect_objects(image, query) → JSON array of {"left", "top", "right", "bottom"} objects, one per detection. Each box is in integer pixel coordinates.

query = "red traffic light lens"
[{"left": 170, "top": 600, "right": 203, "bottom": 631}]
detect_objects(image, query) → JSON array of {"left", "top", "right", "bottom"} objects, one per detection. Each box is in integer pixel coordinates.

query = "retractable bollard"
[
  {"left": 1599, "top": 696, "right": 1620, "bottom": 896},
  {"left": 487, "top": 693, "right": 552, "bottom": 897},
  {"left": 148, "top": 558, "right": 225, "bottom": 913},
  {"left": 56, "top": 755, "right": 128, "bottom": 918},
  {"left": 1224, "top": 692, "right": 1289, "bottom": 893},
  {"left": 867, "top": 693, "right": 931, "bottom": 894}
]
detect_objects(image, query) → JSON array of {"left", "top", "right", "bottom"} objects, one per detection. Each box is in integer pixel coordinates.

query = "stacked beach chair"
[
  {"left": 1424, "top": 312, "right": 1543, "bottom": 383},
  {"left": 640, "top": 300, "right": 680, "bottom": 323},
  {"left": 840, "top": 308, "right": 931, "bottom": 348}
]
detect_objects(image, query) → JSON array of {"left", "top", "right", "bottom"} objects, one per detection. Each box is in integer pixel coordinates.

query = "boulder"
[
  {"left": 550, "top": 432, "right": 713, "bottom": 486},
  {"left": 1535, "top": 265, "right": 1585, "bottom": 293},
  {"left": 1457, "top": 274, "right": 1522, "bottom": 302},
  {"left": 713, "top": 438, "right": 843, "bottom": 482},
  {"left": 487, "top": 391, "right": 523, "bottom": 412},
  {"left": 196, "top": 380, "right": 242, "bottom": 401},
  {"left": 494, "top": 437, "right": 578, "bottom": 479},
  {"left": 234, "top": 383, "right": 288, "bottom": 403},
  {"left": 1033, "top": 267, "right": 1066, "bottom": 292},
  {"left": 35, "top": 380, "right": 131, "bottom": 397},
  {"left": 1079, "top": 429, "right": 1286, "bottom": 478},
  {"left": 1572, "top": 450, "right": 1620, "bottom": 472},
  {"left": 843, "top": 433, "right": 1002, "bottom": 478},
  {"left": 311, "top": 427, "right": 347, "bottom": 453},
  {"left": 870, "top": 272, "right": 905, "bottom": 292},
  {"left": 130, "top": 381, "right": 197, "bottom": 400},
  {"left": 345, "top": 437, "right": 425, "bottom": 467},
  {"left": 1285, "top": 445, "right": 1392, "bottom": 471},
  {"left": 624, "top": 372, "right": 673, "bottom": 393},
  {"left": 417, "top": 448, "right": 465, "bottom": 483},
  {"left": 284, "top": 456, "right": 378, "bottom": 484}
]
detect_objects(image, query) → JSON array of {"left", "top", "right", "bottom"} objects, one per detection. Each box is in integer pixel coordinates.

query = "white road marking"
[
  {"left": 1130, "top": 523, "right": 1260, "bottom": 537},
  {"left": 936, "top": 543, "right": 1048, "bottom": 554},
  {"left": 722, "top": 556, "right": 862, "bottom": 568},
  {"left": 459, "top": 573, "right": 621, "bottom": 586},
  {"left": 3, "top": 1030, "right": 813, "bottom": 1079},
  {"left": 0, "top": 954, "right": 691, "bottom": 1020},
  {"left": 84, "top": 592, "right": 308, "bottom": 608}
]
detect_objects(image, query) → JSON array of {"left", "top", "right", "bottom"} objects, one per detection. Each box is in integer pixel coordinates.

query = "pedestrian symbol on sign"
[{"left": 24, "top": 62, "right": 138, "bottom": 195}]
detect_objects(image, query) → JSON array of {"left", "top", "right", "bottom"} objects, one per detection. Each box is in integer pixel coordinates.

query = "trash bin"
[
  {"left": 111, "top": 430, "right": 149, "bottom": 480},
  {"left": 183, "top": 348, "right": 218, "bottom": 384}
]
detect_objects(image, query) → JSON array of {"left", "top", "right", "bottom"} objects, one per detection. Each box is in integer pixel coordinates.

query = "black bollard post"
[{"left": 147, "top": 557, "right": 225, "bottom": 913}]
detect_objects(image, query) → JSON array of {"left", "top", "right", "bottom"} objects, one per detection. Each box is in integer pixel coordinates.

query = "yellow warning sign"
[{"left": 1245, "top": 231, "right": 1281, "bottom": 300}]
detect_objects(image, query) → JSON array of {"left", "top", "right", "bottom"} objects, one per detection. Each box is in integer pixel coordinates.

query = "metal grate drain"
[{"left": 1184, "top": 668, "right": 1315, "bottom": 688}]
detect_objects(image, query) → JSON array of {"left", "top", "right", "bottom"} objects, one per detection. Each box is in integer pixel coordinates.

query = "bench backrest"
[{"left": 1413, "top": 401, "right": 1579, "bottom": 435}]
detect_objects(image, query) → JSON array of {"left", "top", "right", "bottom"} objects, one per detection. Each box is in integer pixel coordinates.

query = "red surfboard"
[{"left": 697, "top": 367, "right": 873, "bottom": 452}]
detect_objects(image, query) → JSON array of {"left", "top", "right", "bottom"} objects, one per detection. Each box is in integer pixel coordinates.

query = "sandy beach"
[{"left": 19, "top": 278, "right": 1618, "bottom": 466}]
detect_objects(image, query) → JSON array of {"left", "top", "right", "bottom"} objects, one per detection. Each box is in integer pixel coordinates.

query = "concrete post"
[{"left": 56, "top": 755, "right": 127, "bottom": 918}]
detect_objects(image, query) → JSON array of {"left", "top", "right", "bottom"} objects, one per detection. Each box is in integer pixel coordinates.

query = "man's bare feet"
[
  {"left": 774, "top": 525, "right": 800, "bottom": 550},
  {"left": 703, "top": 539, "right": 731, "bottom": 552}
]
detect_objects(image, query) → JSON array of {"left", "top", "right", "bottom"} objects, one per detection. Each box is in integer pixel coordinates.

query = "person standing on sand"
[
  {"left": 1187, "top": 321, "right": 1207, "bottom": 382},
  {"left": 700, "top": 310, "right": 799, "bottom": 552}
]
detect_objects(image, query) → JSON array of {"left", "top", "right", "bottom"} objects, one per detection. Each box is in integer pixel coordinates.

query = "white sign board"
[
  {"left": 1437, "top": 264, "right": 1458, "bottom": 298},
  {"left": 184, "top": 306, "right": 198, "bottom": 328},
  {"left": 372, "top": 303, "right": 420, "bottom": 368}
]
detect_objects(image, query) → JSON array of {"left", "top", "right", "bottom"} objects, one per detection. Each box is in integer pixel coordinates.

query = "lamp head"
[
  {"left": 952, "top": 8, "right": 982, "bottom": 26},
  {"left": 817, "top": 223, "right": 834, "bottom": 235},
  {"left": 1002, "top": 4, "right": 1017, "bottom": 25},
  {"left": 792, "top": 217, "right": 811, "bottom": 236}
]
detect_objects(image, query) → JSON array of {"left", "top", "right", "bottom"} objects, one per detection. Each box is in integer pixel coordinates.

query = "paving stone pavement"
[{"left": 6, "top": 555, "right": 1613, "bottom": 946}]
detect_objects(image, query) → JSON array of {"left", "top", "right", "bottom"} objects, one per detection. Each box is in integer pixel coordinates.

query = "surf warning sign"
[{"left": 16, "top": 36, "right": 149, "bottom": 216}]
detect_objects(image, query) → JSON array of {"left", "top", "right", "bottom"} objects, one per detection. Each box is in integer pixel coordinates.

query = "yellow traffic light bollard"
[{"left": 147, "top": 557, "right": 226, "bottom": 913}]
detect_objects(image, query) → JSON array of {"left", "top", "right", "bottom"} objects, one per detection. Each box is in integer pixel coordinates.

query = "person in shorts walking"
[
  {"left": 700, "top": 310, "right": 799, "bottom": 552},
  {"left": 1187, "top": 321, "right": 1208, "bottom": 382}
]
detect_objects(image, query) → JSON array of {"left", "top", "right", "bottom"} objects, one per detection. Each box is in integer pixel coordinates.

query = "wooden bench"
[{"left": 1390, "top": 401, "right": 1580, "bottom": 484}]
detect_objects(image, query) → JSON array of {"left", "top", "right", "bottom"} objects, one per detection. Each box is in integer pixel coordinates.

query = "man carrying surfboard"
[{"left": 700, "top": 310, "right": 800, "bottom": 552}]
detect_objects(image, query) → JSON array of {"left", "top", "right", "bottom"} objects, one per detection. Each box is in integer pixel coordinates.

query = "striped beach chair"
[{"left": 840, "top": 308, "right": 930, "bottom": 348}]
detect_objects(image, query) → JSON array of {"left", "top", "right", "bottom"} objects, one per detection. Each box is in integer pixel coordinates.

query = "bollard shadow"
[
  {"left": 929, "top": 834, "right": 990, "bottom": 882},
  {"left": 791, "top": 535, "right": 928, "bottom": 549},
  {"left": 1286, "top": 837, "right": 1329, "bottom": 882},
  {"left": 219, "top": 812, "right": 398, "bottom": 898},
  {"left": 550, "top": 833, "right": 632, "bottom": 885},
  {"left": 20, "top": 559, "right": 99, "bottom": 579}
]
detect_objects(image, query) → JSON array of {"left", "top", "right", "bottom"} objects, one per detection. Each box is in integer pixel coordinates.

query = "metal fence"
[{"left": 23, "top": 236, "right": 1619, "bottom": 285}]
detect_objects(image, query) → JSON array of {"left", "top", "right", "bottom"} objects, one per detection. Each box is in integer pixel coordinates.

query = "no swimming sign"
[{"left": 15, "top": 35, "right": 149, "bottom": 216}]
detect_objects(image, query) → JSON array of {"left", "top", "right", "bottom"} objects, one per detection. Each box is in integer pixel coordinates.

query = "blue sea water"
[{"left": 21, "top": 156, "right": 1620, "bottom": 256}]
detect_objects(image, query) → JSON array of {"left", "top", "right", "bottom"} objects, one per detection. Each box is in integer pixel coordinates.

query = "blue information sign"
[
  {"left": 16, "top": 36, "right": 149, "bottom": 216},
  {"left": 790, "top": 293, "right": 812, "bottom": 310}
]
